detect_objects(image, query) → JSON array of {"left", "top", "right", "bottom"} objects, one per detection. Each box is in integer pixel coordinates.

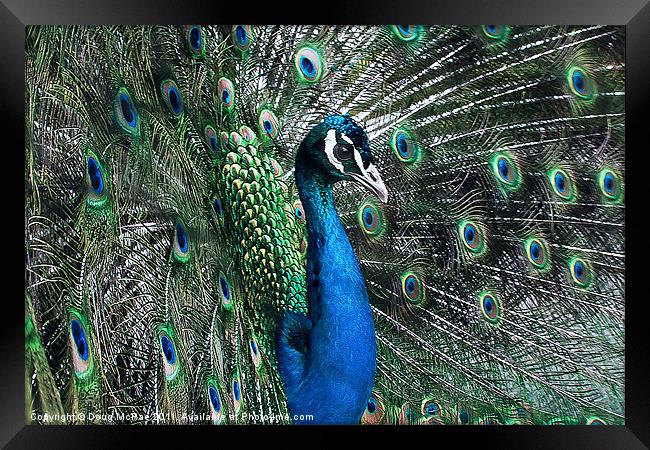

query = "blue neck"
[{"left": 278, "top": 156, "right": 376, "bottom": 424}]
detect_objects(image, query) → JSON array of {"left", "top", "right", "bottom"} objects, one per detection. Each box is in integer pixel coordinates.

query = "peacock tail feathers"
[{"left": 25, "top": 25, "right": 624, "bottom": 424}]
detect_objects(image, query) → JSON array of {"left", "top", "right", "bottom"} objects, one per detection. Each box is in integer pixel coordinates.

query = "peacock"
[{"left": 24, "top": 24, "right": 625, "bottom": 425}]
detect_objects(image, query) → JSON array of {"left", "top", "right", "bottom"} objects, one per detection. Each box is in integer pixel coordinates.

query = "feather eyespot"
[
  {"left": 231, "top": 374, "right": 242, "bottom": 413},
  {"left": 491, "top": 152, "right": 520, "bottom": 188},
  {"left": 599, "top": 168, "right": 623, "bottom": 201},
  {"left": 421, "top": 399, "right": 441, "bottom": 418},
  {"left": 159, "top": 331, "right": 179, "bottom": 379},
  {"left": 391, "top": 25, "right": 419, "bottom": 41},
  {"left": 482, "top": 25, "right": 510, "bottom": 41},
  {"left": 295, "top": 46, "right": 323, "bottom": 83},
  {"left": 219, "top": 131, "right": 231, "bottom": 150},
  {"left": 113, "top": 87, "right": 139, "bottom": 134},
  {"left": 361, "top": 393, "right": 385, "bottom": 425},
  {"left": 508, "top": 403, "right": 532, "bottom": 424},
  {"left": 212, "top": 198, "right": 224, "bottom": 218},
  {"left": 399, "top": 402, "right": 419, "bottom": 425},
  {"left": 250, "top": 337, "right": 261, "bottom": 368},
  {"left": 229, "top": 132, "right": 243, "bottom": 149},
  {"left": 217, "top": 77, "right": 235, "bottom": 109},
  {"left": 258, "top": 109, "right": 280, "bottom": 139},
  {"left": 85, "top": 151, "right": 108, "bottom": 206},
  {"left": 204, "top": 125, "right": 220, "bottom": 156},
  {"left": 567, "top": 66, "right": 594, "bottom": 100},
  {"left": 208, "top": 383, "right": 223, "bottom": 423},
  {"left": 357, "top": 200, "right": 385, "bottom": 237},
  {"left": 479, "top": 292, "right": 500, "bottom": 324},
  {"left": 293, "top": 200, "right": 305, "bottom": 223},
  {"left": 569, "top": 257, "right": 591, "bottom": 287},
  {"left": 173, "top": 221, "right": 190, "bottom": 262},
  {"left": 401, "top": 272, "right": 425, "bottom": 304},
  {"left": 185, "top": 25, "right": 204, "bottom": 57},
  {"left": 160, "top": 79, "right": 183, "bottom": 116},
  {"left": 239, "top": 125, "right": 256, "bottom": 144},
  {"left": 391, "top": 129, "right": 418, "bottom": 163},
  {"left": 456, "top": 404, "right": 472, "bottom": 425},
  {"left": 549, "top": 168, "right": 575, "bottom": 201},
  {"left": 232, "top": 25, "right": 252, "bottom": 52},
  {"left": 269, "top": 158, "right": 283, "bottom": 178},
  {"left": 299, "top": 237, "right": 308, "bottom": 257},
  {"left": 459, "top": 221, "right": 485, "bottom": 253},
  {"left": 586, "top": 417, "right": 606, "bottom": 425},
  {"left": 525, "top": 238, "right": 549, "bottom": 270},
  {"left": 69, "top": 313, "right": 92, "bottom": 377},
  {"left": 219, "top": 273, "right": 233, "bottom": 310}
]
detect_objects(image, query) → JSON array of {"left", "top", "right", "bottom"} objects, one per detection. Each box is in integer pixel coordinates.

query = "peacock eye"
[
  {"left": 422, "top": 399, "right": 441, "bottom": 418},
  {"left": 186, "top": 25, "right": 204, "bottom": 57},
  {"left": 219, "top": 131, "right": 230, "bottom": 150},
  {"left": 357, "top": 200, "right": 385, "bottom": 237},
  {"left": 159, "top": 331, "right": 179, "bottom": 379},
  {"left": 567, "top": 66, "right": 594, "bottom": 99},
  {"left": 295, "top": 46, "right": 323, "bottom": 83},
  {"left": 479, "top": 292, "right": 500, "bottom": 323},
  {"left": 208, "top": 383, "right": 222, "bottom": 423},
  {"left": 483, "top": 25, "right": 503, "bottom": 38},
  {"left": 361, "top": 392, "right": 385, "bottom": 424},
  {"left": 217, "top": 77, "right": 235, "bottom": 109},
  {"left": 587, "top": 417, "right": 606, "bottom": 425},
  {"left": 113, "top": 87, "right": 139, "bottom": 134},
  {"left": 212, "top": 198, "right": 224, "bottom": 218},
  {"left": 69, "top": 315, "right": 92, "bottom": 376},
  {"left": 599, "top": 169, "right": 622, "bottom": 201},
  {"left": 460, "top": 221, "right": 485, "bottom": 253},
  {"left": 231, "top": 374, "right": 242, "bottom": 413},
  {"left": 259, "top": 109, "right": 280, "bottom": 139},
  {"left": 173, "top": 221, "right": 190, "bottom": 262},
  {"left": 391, "top": 129, "right": 418, "bottom": 163},
  {"left": 293, "top": 200, "right": 305, "bottom": 223},
  {"left": 457, "top": 405, "right": 471, "bottom": 425},
  {"left": 525, "top": 238, "right": 549, "bottom": 269},
  {"left": 85, "top": 151, "right": 108, "bottom": 205},
  {"left": 549, "top": 168, "right": 575, "bottom": 201},
  {"left": 334, "top": 143, "right": 354, "bottom": 161},
  {"left": 392, "top": 25, "right": 419, "bottom": 41},
  {"left": 239, "top": 125, "right": 256, "bottom": 144},
  {"left": 204, "top": 125, "right": 220, "bottom": 156},
  {"left": 249, "top": 337, "right": 261, "bottom": 368},
  {"left": 218, "top": 273, "right": 233, "bottom": 310},
  {"left": 401, "top": 271, "right": 425, "bottom": 304},
  {"left": 160, "top": 79, "right": 183, "bottom": 116},
  {"left": 269, "top": 158, "right": 283, "bottom": 177},
  {"left": 570, "top": 257, "right": 591, "bottom": 287},
  {"left": 490, "top": 152, "right": 522, "bottom": 190},
  {"left": 229, "top": 132, "right": 243, "bottom": 148},
  {"left": 232, "top": 25, "right": 252, "bottom": 52},
  {"left": 498, "top": 158, "right": 509, "bottom": 177}
]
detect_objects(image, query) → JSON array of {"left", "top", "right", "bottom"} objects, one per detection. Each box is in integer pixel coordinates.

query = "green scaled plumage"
[{"left": 25, "top": 25, "right": 624, "bottom": 425}]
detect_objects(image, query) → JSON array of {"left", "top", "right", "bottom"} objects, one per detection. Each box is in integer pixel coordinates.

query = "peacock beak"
[{"left": 350, "top": 164, "right": 389, "bottom": 203}]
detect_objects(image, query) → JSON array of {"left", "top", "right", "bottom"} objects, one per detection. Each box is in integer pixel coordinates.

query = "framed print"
[{"left": 4, "top": 0, "right": 648, "bottom": 447}]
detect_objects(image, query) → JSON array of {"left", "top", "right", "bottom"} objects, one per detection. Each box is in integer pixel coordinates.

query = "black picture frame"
[{"left": 4, "top": 0, "right": 648, "bottom": 447}]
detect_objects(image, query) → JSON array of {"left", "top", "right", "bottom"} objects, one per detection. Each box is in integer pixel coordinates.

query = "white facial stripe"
[
  {"left": 353, "top": 146, "right": 365, "bottom": 174},
  {"left": 341, "top": 134, "right": 353, "bottom": 145},
  {"left": 324, "top": 129, "right": 344, "bottom": 172}
]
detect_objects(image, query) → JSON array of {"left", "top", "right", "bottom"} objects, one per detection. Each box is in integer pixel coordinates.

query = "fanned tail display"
[{"left": 25, "top": 25, "right": 624, "bottom": 425}]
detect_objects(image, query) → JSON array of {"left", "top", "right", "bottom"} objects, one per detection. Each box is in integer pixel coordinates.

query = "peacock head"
[{"left": 298, "top": 114, "right": 388, "bottom": 202}]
